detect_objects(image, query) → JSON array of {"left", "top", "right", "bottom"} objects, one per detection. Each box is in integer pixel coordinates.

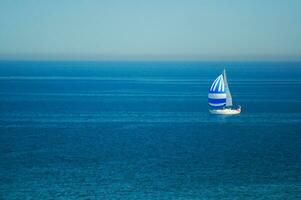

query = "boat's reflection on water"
[{"left": 207, "top": 112, "right": 241, "bottom": 123}]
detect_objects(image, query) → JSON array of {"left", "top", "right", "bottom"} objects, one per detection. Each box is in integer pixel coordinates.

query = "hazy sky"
[{"left": 0, "top": 0, "right": 301, "bottom": 60}]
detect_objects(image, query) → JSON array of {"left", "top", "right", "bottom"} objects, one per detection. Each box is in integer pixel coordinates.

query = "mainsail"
[
  {"left": 223, "top": 69, "right": 233, "bottom": 107},
  {"left": 208, "top": 74, "right": 226, "bottom": 109}
]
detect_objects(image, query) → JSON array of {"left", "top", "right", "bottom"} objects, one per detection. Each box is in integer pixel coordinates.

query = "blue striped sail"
[{"left": 208, "top": 74, "right": 226, "bottom": 109}]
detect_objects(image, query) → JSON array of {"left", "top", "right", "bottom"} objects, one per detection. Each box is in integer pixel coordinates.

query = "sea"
[{"left": 0, "top": 61, "right": 301, "bottom": 199}]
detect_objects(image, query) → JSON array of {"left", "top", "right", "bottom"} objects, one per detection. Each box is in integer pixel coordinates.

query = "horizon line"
[{"left": 0, "top": 53, "right": 301, "bottom": 62}]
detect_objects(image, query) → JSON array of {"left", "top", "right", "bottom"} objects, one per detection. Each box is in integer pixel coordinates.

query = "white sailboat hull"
[{"left": 210, "top": 107, "right": 241, "bottom": 115}]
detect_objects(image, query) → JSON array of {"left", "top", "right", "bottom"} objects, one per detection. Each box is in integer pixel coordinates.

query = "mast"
[{"left": 223, "top": 69, "right": 233, "bottom": 107}]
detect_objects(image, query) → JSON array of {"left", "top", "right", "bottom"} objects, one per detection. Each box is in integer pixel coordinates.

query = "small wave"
[{"left": 0, "top": 112, "right": 300, "bottom": 125}]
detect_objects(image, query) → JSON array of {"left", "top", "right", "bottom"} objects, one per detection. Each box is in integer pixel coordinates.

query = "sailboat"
[{"left": 208, "top": 69, "right": 241, "bottom": 115}]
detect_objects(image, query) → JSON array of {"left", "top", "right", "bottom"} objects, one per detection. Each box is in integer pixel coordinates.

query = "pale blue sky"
[{"left": 0, "top": 0, "right": 301, "bottom": 60}]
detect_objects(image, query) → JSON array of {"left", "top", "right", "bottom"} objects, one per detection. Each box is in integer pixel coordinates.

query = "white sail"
[{"left": 223, "top": 69, "right": 233, "bottom": 107}]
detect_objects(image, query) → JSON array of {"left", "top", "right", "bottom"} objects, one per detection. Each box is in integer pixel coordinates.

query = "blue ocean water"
[{"left": 0, "top": 61, "right": 301, "bottom": 199}]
